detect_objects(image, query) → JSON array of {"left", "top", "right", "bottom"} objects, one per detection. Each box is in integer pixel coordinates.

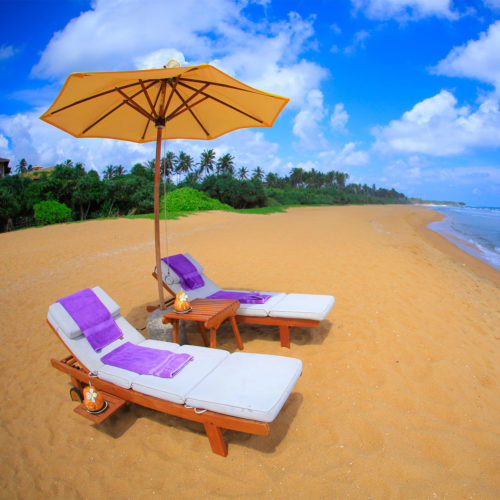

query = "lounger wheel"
[{"left": 69, "top": 387, "right": 84, "bottom": 403}]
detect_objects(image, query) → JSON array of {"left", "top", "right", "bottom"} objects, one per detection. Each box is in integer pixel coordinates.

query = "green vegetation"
[
  {"left": 161, "top": 187, "right": 232, "bottom": 212},
  {"left": 409, "top": 198, "right": 465, "bottom": 206},
  {"left": 0, "top": 152, "right": 408, "bottom": 231},
  {"left": 33, "top": 200, "right": 71, "bottom": 225}
]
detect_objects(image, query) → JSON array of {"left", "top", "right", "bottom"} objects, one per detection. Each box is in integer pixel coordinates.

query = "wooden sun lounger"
[
  {"left": 152, "top": 270, "right": 318, "bottom": 348},
  {"left": 49, "top": 331, "right": 268, "bottom": 457},
  {"left": 152, "top": 255, "right": 334, "bottom": 348},
  {"left": 48, "top": 287, "right": 302, "bottom": 457}
]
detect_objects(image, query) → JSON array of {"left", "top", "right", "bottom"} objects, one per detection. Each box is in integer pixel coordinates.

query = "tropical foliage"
[
  {"left": 0, "top": 149, "right": 407, "bottom": 231},
  {"left": 33, "top": 200, "right": 71, "bottom": 226}
]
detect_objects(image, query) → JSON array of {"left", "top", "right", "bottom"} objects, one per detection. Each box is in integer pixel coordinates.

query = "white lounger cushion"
[
  {"left": 186, "top": 352, "right": 303, "bottom": 422},
  {"left": 231, "top": 291, "right": 287, "bottom": 317},
  {"left": 48, "top": 286, "right": 121, "bottom": 339},
  {"left": 132, "top": 345, "right": 229, "bottom": 404},
  {"left": 268, "top": 293, "right": 335, "bottom": 321}
]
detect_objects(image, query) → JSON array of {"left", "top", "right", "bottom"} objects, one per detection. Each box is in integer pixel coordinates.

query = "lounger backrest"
[
  {"left": 47, "top": 286, "right": 145, "bottom": 373},
  {"left": 160, "top": 253, "right": 221, "bottom": 300}
]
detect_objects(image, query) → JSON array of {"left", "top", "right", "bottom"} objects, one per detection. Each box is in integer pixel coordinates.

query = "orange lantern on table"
[
  {"left": 174, "top": 291, "right": 191, "bottom": 312},
  {"left": 83, "top": 383, "right": 105, "bottom": 413}
]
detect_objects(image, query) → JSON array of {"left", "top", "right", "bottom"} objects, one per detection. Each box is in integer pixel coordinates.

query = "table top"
[{"left": 162, "top": 298, "right": 240, "bottom": 328}]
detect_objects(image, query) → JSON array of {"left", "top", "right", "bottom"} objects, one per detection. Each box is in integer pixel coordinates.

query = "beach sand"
[{"left": 1, "top": 205, "right": 499, "bottom": 499}]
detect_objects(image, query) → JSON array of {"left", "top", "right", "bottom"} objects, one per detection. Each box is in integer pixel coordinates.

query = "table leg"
[
  {"left": 172, "top": 320, "right": 180, "bottom": 344},
  {"left": 209, "top": 329, "right": 217, "bottom": 348},
  {"left": 229, "top": 316, "right": 244, "bottom": 350},
  {"left": 197, "top": 322, "right": 209, "bottom": 347}
]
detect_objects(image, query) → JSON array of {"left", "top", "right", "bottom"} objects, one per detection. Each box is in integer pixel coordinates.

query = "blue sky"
[{"left": 1, "top": 0, "right": 499, "bottom": 206}]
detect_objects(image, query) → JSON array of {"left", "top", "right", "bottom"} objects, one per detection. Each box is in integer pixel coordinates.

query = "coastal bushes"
[
  {"left": 161, "top": 187, "right": 232, "bottom": 212},
  {"left": 0, "top": 152, "right": 408, "bottom": 231},
  {"left": 200, "top": 175, "right": 266, "bottom": 209},
  {"left": 33, "top": 200, "right": 71, "bottom": 226}
]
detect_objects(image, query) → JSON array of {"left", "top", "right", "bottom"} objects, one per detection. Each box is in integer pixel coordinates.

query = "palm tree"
[
  {"left": 237, "top": 166, "right": 248, "bottom": 180},
  {"left": 265, "top": 172, "right": 278, "bottom": 187},
  {"left": 289, "top": 167, "right": 304, "bottom": 188},
  {"left": 335, "top": 172, "right": 349, "bottom": 189},
  {"left": 162, "top": 151, "right": 175, "bottom": 177},
  {"left": 113, "top": 165, "right": 126, "bottom": 176},
  {"left": 252, "top": 166, "right": 264, "bottom": 181},
  {"left": 103, "top": 165, "right": 115, "bottom": 180},
  {"left": 199, "top": 149, "right": 216, "bottom": 178},
  {"left": 176, "top": 151, "right": 194, "bottom": 181},
  {"left": 15, "top": 158, "right": 28, "bottom": 175},
  {"left": 216, "top": 153, "right": 235, "bottom": 176}
]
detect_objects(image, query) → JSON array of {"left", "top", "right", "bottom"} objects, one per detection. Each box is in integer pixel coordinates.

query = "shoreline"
[
  {"left": 408, "top": 207, "right": 500, "bottom": 288},
  {"left": 1, "top": 204, "right": 499, "bottom": 498}
]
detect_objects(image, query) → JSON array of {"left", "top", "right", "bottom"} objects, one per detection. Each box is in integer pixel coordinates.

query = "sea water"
[{"left": 428, "top": 206, "right": 500, "bottom": 271}]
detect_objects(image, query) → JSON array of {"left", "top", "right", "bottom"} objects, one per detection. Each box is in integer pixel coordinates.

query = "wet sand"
[{"left": 0, "top": 205, "right": 499, "bottom": 498}]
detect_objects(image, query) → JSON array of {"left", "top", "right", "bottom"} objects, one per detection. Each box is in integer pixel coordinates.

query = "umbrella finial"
[{"left": 164, "top": 60, "right": 180, "bottom": 69}]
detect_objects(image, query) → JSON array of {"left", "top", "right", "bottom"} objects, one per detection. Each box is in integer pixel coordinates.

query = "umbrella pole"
[{"left": 154, "top": 126, "right": 167, "bottom": 310}]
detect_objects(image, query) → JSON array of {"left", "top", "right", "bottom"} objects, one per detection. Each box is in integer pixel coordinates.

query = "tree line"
[{"left": 0, "top": 150, "right": 407, "bottom": 231}]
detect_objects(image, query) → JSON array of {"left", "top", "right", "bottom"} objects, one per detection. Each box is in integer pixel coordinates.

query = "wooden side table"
[{"left": 162, "top": 299, "right": 243, "bottom": 349}]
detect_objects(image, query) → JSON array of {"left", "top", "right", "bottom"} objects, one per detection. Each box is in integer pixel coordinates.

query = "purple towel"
[
  {"left": 58, "top": 288, "right": 123, "bottom": 351},
  {"left": 100, "top": 342, "right": 193, "bottom": 378},
  {"left": 162, "top": 254, "right": 205, "bottom": 290},
  {"left": 207, "top": 290, "right": 272, "bottom": 304}
]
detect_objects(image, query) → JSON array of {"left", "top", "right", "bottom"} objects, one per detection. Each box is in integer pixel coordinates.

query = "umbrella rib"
[
  {"left": 82, "top": 101, "right": 126, "bottom": 134},
  {"left": 161, "top": 77, "right": 179, "bottom": 118},
  {"left": 165, "top": 82, "right": 209, "bottom": 122},
  {"left": 139, "top": 79, "right": 158, "bottom": 118},
  {"left": 141, "top": 81, "right": 165, "bottom": 140},
  {"left": 177, "top": 81, "right": 264, "bottom": 124},
  {"left": 115, "top": 87, "right": 155, "bottom": 121},
  {"left": 167, "top": 95, "right": 209, "bottom": 120},
  {"left": 49, "top": 80, "right": 157, "bottom": 115},
  {"left": 180, "top": 77, "right": 260, "bottom": 94},
  {"left": 76, "top": 82, "right": 158, "bottom": 135},
  {"left": 170, "top": 86, "right": 209, "bottom": 137}
]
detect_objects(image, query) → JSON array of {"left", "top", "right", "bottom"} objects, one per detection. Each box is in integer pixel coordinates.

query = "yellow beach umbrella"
[{"left": 40, "top": 62, "right": 289, "bottom": 309}]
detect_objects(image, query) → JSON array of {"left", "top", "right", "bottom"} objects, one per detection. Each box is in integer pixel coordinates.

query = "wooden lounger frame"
[
  {"left": 48, "top": 321, "right": 269, "bottom": 457},
  {"left": 152, "top": 271, "right": 320, "bottom": 348}
]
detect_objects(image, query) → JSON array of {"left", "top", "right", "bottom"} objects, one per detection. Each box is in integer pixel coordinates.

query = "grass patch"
[{"left": 129, "top": 187, "right": 288, "bottom": 219}]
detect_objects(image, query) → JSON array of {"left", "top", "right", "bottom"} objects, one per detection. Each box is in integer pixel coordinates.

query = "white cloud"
[
  {"left": 30, "top": 0, "right": 326, "bottom": 111},
  {"left": 351, "top": 0, "right": 457, "bottom": 20},
  {"left": 330, "top": 103, "right": 349, "bottom": 131},
  {"left": 318, "top": 142, "right": 370, "bottom": 167},
  {"left": 0, "top": 133, "right": 9, "bottom": 156},
  {"left": 383, "top": 160, "right": 500, "bottom": 192},
  {"left": 32, "top": 0, "right": 242, "bottom": 79},
  {"left": 432, "top": 21, "right": 500, "bottom": 91},
  {"left": 292, "top": 89, "right": 327, "bottom": 148},
  {"left": 344, "top": 29, "right": 370, "bottom": 54},
  {"left": 484, "top": 0, "right": 500, "bottom": 9},
  {"left": 134, "top": 49, "right": 187, "bottom": 70},
  {"left": 0, "top": 45, "right": 15, "bottom": 61},
  {"left": 373, "top": 90, "right": 500, "bottom": 155}
]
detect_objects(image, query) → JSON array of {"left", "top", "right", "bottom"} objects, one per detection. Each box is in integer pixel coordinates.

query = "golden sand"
[{"left": 0, "top": 205, "right": 499, "bottom": 498}]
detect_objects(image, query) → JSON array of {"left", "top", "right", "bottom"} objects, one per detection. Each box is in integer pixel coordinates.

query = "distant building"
[
  {"left": 22, "top": 165, "right": 56, "bottom": 179},
  {"left": 0, "top": 158, "right": 11, "bottom": 177}
]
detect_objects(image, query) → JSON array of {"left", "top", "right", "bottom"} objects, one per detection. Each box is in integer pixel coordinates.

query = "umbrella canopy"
[{"left": 40, "top": 63, "right": 289, "bottom": 308}]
